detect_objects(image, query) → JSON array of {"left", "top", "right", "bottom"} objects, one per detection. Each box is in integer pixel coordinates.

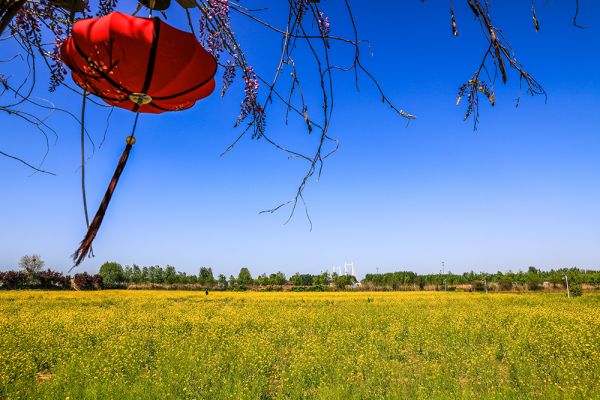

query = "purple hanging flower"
[{"left": 318, "top": 11, "right": 330, "bottom": 36}]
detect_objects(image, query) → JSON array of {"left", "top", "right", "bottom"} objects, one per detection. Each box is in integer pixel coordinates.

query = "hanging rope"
[
  {"left": 80, "top": 91, "right": 94, "bottom": 257},
  {"left": 72, "top": 111, "right": 140, "bottom": 266}
]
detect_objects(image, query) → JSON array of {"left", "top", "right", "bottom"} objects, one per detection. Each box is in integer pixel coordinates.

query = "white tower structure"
[
  {"left": 344, "top": 261, "right": 355, "bottom": 276},
  {"left": 330, "top": 263, "right": 356, "bottom": 276}
]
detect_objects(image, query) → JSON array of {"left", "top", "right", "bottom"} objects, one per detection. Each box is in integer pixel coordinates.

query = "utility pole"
[
  {"left": 564, "top": 271, "right": 570, "bottom": 298},
  {"left": 442, "top": 261, "right": 447, "bottom": 291},
  {"left": 484, "top": 278, "right": 488, "bottom": 294}
]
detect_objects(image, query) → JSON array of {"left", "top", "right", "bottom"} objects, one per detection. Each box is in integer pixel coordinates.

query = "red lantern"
[
  {"left": 61, "top": 12, "right": 217, "bottom": 265},
  {"left": 60, "top": 11, "right": 217, "bottom": 113}
]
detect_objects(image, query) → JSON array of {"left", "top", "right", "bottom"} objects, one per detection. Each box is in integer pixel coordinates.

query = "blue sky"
[{"left": 1, "top": 1, "right": 599, "bottom": 278}]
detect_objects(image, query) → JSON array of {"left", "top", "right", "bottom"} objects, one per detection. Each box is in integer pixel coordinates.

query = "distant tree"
[
  {"left": 237, "top": 267, "right": 253, "bottom": 286},
  {"left": 228, "top": 275, "right": 236, "bottom": 287},
  {"left": 18, "top": 254, "right": 44, "bottom": 275},
  {"left": 498, "top": 276, "right": 513, "bottom": 291},
  {"left": 147, "top": 266, "right": 165, "bottom": 283},
  {"left": 290, "top": 273, "right": 303, "bottom": 286},
  {"left": 570, "top": 284, "right": 583, "bottom": 297},
  {"left": 256, "top": 273, "right": 269, "bottom": 286},
  {"left": 523, "top": 266, "right": 542, "bottom": 291},
  {"left": 526, "top": 274, "right": 542, "bottom": 291},
  {"left": 547, "top": 270, "right": 564, "bottom": 287},
  {"left": 129, "top": 265, "right": 143, "bottom": 283},
  {"left": 528, "top": 266, "right": 540, "bottom": 275},
  {"left": 98, "top": 262, "right": 125, "bottom": 286},
  {"left": 217, "top": 274, "right": 228, "bottom": 288},
  {"left": 269, "top": 272, "right": 287, "bottom": 286},
  {"left": 164, "top": 265, "right": 177, "bottom": 284},
  {"left": 290, "top": 273, "right": 313, "bottom": 286},
  {"left": 198, "top": 267, "right": 215, "bottom": 285},
  {"left": 331, "top": 272, "right": 339, "bottom": 284},
  {"left": 471, "top": 280, "right": 485, "bottom": 292},
  {"left": 176, "top": 271, "right": 188, "bottom": 284},
  {"left": 333, "top": 274, "right": 357, "bottom": 289}
]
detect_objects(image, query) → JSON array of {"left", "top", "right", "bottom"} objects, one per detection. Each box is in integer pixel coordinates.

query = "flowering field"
[{"left": 0, "top": 291, "right": 598, "bottom": 399}]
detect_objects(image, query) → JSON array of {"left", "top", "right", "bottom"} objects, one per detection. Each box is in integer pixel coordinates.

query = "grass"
[{"left": 0, "top": 290, "right": 598, "bottom": 399}]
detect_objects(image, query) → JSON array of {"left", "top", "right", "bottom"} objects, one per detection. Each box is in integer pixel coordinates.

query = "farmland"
[{"left": 0, "top": 291, "right": 598, "bottom": 399}]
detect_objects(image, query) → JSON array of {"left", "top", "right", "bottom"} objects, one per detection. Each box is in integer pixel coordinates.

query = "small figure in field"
[{"left": 205, "top": 290, "right": 209, "bottom": 296}]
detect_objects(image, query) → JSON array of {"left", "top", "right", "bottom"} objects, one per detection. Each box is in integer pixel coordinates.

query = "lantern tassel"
[
  {"left": 80, "top": 91, "right": 94, "bottom": 257},
  {"left": 72, "top": 113, "right": 139, "bottom": 267}
]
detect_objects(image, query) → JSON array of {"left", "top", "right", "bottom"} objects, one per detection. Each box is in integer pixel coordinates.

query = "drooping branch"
[
  {"left": 0, "top": 148, "right": 55, "bottom": 174},
  {"left": 453, "top": 0, "right": 546, "bottom": 129}
]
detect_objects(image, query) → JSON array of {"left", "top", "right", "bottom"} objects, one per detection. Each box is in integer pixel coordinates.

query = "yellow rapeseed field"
[{"left": 0, "top": 291, "right": 598, "bottom": 399}]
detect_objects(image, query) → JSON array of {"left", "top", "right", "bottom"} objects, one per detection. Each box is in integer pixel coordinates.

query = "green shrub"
[
  {"left": 498, "top": 277, "right": 513, "bottom": 291},
  {"left": 527, "top": 275, "right": 542, "bottom": 291},
  {"left": 98, "top": 262, "right": 125, "bottom": 287},
  {"left": 570, "top": 284, "right": 583, "bottom": 297}
]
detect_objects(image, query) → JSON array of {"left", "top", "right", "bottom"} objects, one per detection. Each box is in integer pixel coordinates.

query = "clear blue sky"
[{"left": 1, "top": 1, "right": 599, "bottom": 278}]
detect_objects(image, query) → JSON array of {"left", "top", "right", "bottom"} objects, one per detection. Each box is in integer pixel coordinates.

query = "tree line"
[
  {"left": 0, "top": 255, "right": 103, "bottom": 290},
  {"left": 99, "top": 262, "right": 597, "bottom": 293},
  {"left": 99, "top": 263, "right": 357, "bottom": 290},
  {"left": 362, "top": 267, "right": 599, "bottom": 293},
  {"left": 1, "top": 255, "right": 598, "bottom": 293}
]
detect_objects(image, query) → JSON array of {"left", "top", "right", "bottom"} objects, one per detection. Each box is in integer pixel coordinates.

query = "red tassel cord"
[{"left": 72, "top": 113, "right": 139, "bottom": 266}]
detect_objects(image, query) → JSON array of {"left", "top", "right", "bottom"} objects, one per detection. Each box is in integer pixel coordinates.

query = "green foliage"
[
  {"left": 256, "top": 273, "right": 269, "bottom": 286},
  {"left": 528, "top": 266, "right": 539, "bottom": 274},
  {"left": 228, "top": 275, "right": 236, "bottom": 287},
  {"left": 570, "top": 284, "right": 583, "bottom": 297},
  {"left": 527, "top": 274, "right": 542, "bottom": 291},
  {"left": 123, "top": 265, "right": 144, "bottom": 283},
  {"left": 269, "top": 272, "right": 287, "bottom": 286},
  {"left": 253, "top": 271, "right": 288, "bottom": 287},
  {"left": 289, "top": 272, "right": 331, "bottom": 287},
  {"left": 361, "top": 267, "right": 600, "bottom": 291},
  {"left": 9, "top": 260, "right": 596, "bottom": 292},
  {"left": 98, "top": 262, "right": 125, "bottom": 287},
  {"left": 471, "top": 280, "right": 485, "bottom": 292},
  {"left": 237, "top": 267, "right": 253, "bottom": 286},
  {"left": 290, "top": 273, "right": 312, "bottom": 286},
  {"left": 364, "top": 271, "right": 417, "bottom": 288},
  {"left": 312, "top": 272, "right": 330, "bottom": 286},
  {"left": 217, "top": 274, "right": 228, "bottom": 288},
  {"left": 498, "top": 276, "right": 513, "bottom": 291},
  {"left": 198, "top": 267, "right": 215, "bottom": 285},
  {"left": 333, "top": 274, "right": 357, "bottom": 289}
]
